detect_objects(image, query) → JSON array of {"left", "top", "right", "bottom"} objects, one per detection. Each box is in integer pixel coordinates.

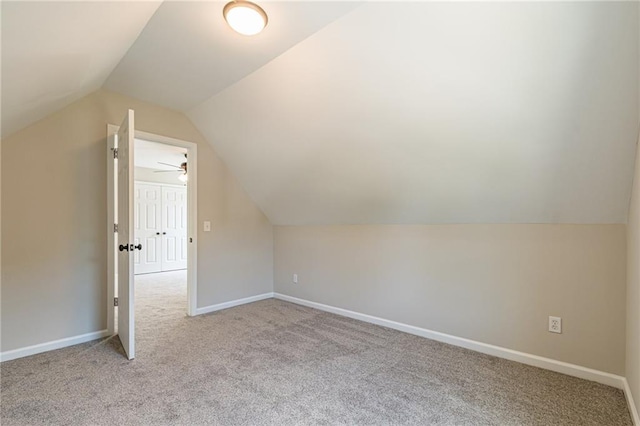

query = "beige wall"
[
  {"left": 275, "top": 224, "right": 627, "bottom": 374},
  {"left": 627, "top": 135, "right": 640, "bottom": 414},
  {"left": 0, "top": 89, "right": 273, "bottom": 352}
]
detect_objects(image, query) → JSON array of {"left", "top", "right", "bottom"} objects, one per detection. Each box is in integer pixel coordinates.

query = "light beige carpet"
[{"left": 1, "top": 270, "right": 633, "bottom": 425}]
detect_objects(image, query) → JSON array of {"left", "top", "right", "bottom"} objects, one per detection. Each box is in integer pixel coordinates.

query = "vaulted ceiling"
[
  {"left": 104, "top": 1, "right": 360, "bottom": 110},
  {"left": 2, "top": 1, "right": 639, "bottom": 225},
  {"left": 1, "top": 1, "right": 162, "bottom": 137}
]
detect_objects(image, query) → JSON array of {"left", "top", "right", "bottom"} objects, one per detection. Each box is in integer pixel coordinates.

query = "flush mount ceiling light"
[{"left": 223, "top": 1, "right": 268, "bottom": 36}]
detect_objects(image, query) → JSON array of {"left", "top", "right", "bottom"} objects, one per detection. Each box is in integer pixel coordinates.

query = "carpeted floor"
[{"left": 1, "top": 270, "right": 633, "bottom": 425}]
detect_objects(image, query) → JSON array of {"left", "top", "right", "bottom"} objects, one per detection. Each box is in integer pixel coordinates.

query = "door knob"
[
  {"left": 162, "top": 232, "right": 167, "bottom": 235},
  {"left": 119, "top": 244, "right": 142, "bottom": 251},
  {"left": 156, "top": 232, "right": 160, "bottom": 236}
]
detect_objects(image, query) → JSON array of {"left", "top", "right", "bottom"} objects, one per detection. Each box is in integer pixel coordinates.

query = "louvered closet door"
[
  {"left": 161, "top": 186, "right": 188, "bottom": 271},
  {"left": 134, "top": 183, "right": 162, "bottom": 274}
]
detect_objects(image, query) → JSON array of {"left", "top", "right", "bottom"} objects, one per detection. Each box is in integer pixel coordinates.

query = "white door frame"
[{"left": 107, "top": 125, "right": 198, "bottom": 335}]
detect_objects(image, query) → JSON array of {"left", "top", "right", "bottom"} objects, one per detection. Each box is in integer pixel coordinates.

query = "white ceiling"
[
  {"left": 1, "top": 1, "right": 161, "bottom": 137},
  {"left": 103, "top": 1, "right": 360, "bottom": 110},
  {"left": 189, "top": 2, "right": 639, "bottom": 224},
  {"left": 2, "top": 1, "right": 639, "bottom": 225},
  {"left": 134, "top": 139, "right": 187, "bottom": 171}
]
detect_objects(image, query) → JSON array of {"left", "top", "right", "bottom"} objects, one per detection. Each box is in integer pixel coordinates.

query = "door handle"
[
  {"left": 162, "top": 232, "right": 167, "bottom": 235},
  {"left": 119, "top": 244, "right": 142, "bottom": 251},
  {"left": 156, "top": 232, "right": 160, "bottom": 236}
]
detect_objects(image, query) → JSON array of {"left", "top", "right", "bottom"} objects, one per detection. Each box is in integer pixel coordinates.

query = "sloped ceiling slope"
[
  {"left": 189, "top": 2, "right": 639, "bottom": 225},
  {"left": 104, "top": 1, "right": 361, "bottom": 111},
  {"left": 1, "top": 1, "right": 161, "bottom": 138}
]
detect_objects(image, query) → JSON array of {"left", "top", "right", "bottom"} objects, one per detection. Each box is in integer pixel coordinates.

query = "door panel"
[
  {"left": 134, "top": 183, "right": 162, "bottom": 274},
  {"left": 162, "top": 186, "right": 187, "bottom": 271},
  {"left": 117, "top": 109, "right": 135, "bottom": 360}
]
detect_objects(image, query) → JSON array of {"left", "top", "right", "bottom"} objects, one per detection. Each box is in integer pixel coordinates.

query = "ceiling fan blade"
[{"left": 157, "top": 162, "right": 182, "bottom": 169}]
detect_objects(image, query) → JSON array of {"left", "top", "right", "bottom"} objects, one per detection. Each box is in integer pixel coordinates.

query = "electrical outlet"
[
  {"left": 292, "top": 274, "right": 298, "bottom": 284},
  {"left": 549, "top": 316, "right": 562, "bottom": 334}
]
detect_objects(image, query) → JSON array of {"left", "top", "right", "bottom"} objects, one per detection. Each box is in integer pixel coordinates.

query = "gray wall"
[
  {"left": 627, "top": 134, "right": 640, "bottom": 415},
  {"left": 1, "top": 89, "right": 273, "bottom": 352},
  {"left": 275, "top": 224, "right": 627, "bottom": 375}
]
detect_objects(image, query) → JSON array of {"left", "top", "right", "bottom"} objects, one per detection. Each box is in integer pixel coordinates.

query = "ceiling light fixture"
[{"left": 223, "top": 1, "right": 268, "bottom": 36}]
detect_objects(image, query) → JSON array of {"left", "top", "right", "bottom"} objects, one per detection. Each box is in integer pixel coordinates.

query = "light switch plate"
[{"left": 204, "top": 221, "right": 211, "bottom": 232}]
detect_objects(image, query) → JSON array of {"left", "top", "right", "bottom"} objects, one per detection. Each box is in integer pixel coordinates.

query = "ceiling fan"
[{"left": 154, "top": 154, "right": 188, "bottom": 182}]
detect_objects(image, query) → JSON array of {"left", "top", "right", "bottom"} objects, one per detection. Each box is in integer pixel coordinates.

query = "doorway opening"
[
  {"left": 133, "top": 141, "right": 189, "bottom": 341},
  {"left": 107, "top": 112, "right": 198, "bottom": 360},
  {"left": 134, "top": 140, "right": 189, "bottom": 275}
]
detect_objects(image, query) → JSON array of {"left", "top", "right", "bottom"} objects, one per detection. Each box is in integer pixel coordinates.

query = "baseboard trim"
[
  {"left": 1, "top": 292, "right": 275, "bottom": 363},
  {"left": 274, "top": 293, "right": 626, "bottom": 390},
  {"left": 1, "top": 294, "right": 636, "bottom": 423},
  {"left": 0, "top": 329, "right": 111, "bottom": 362},
  {"left": 623, "top": 378, "right": 640, "bottom": 426},
  {"left": 195, "top": 292, "right": 274, "bottom": 316}
]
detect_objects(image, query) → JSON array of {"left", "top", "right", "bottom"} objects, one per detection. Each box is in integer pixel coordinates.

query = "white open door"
[{"left": 117, "top": 109, "right": 136, "bottom": 360}]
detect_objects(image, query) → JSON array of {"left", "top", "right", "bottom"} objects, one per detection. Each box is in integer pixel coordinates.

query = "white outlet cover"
[
  {"left": 204, "top": 221, "right": 211, "bottom": 232},
  {"left": 548, "top": 316, "right": 562, "bottom": 334}
]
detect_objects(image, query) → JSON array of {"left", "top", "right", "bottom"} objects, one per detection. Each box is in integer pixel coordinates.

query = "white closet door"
[
  {"left": 134, "top": 183, "right": 162, "bottom": 274},
  {"left": 161, "top": 186, "right": 188, "bottom": 271}
]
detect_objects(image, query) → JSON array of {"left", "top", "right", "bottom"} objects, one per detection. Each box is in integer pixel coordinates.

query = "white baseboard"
[
  {"left": 276, "top": 294, "right": 640, "bottom": 423},
  {"left": 194, "top": 292, "right": 274, "bottom": 316},
  {"left": 2, "top": 294, "right": 636, "bottom": 425},
  {"left": 623, "top": 378, "right": 640, "bottom": 426},
  {"left": 1, "top": 329, "right": 111, "bottom": 362},
  {"left": 274, "top": 293, "right": 626, "bottom": 390},
  {"left": 0, "top": 291, "right": 275, "bottom": 362}
]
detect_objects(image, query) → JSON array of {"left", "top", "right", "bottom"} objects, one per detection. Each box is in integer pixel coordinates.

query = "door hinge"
[
  {"left": 112, "top": 148, "right": 118, "bottom": 159},
  {"left": 113, "top": 223, "right": 118, "bottom": 233},
  {"left": 114, "top": 297, "right": 119, "bottom": 307}
]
